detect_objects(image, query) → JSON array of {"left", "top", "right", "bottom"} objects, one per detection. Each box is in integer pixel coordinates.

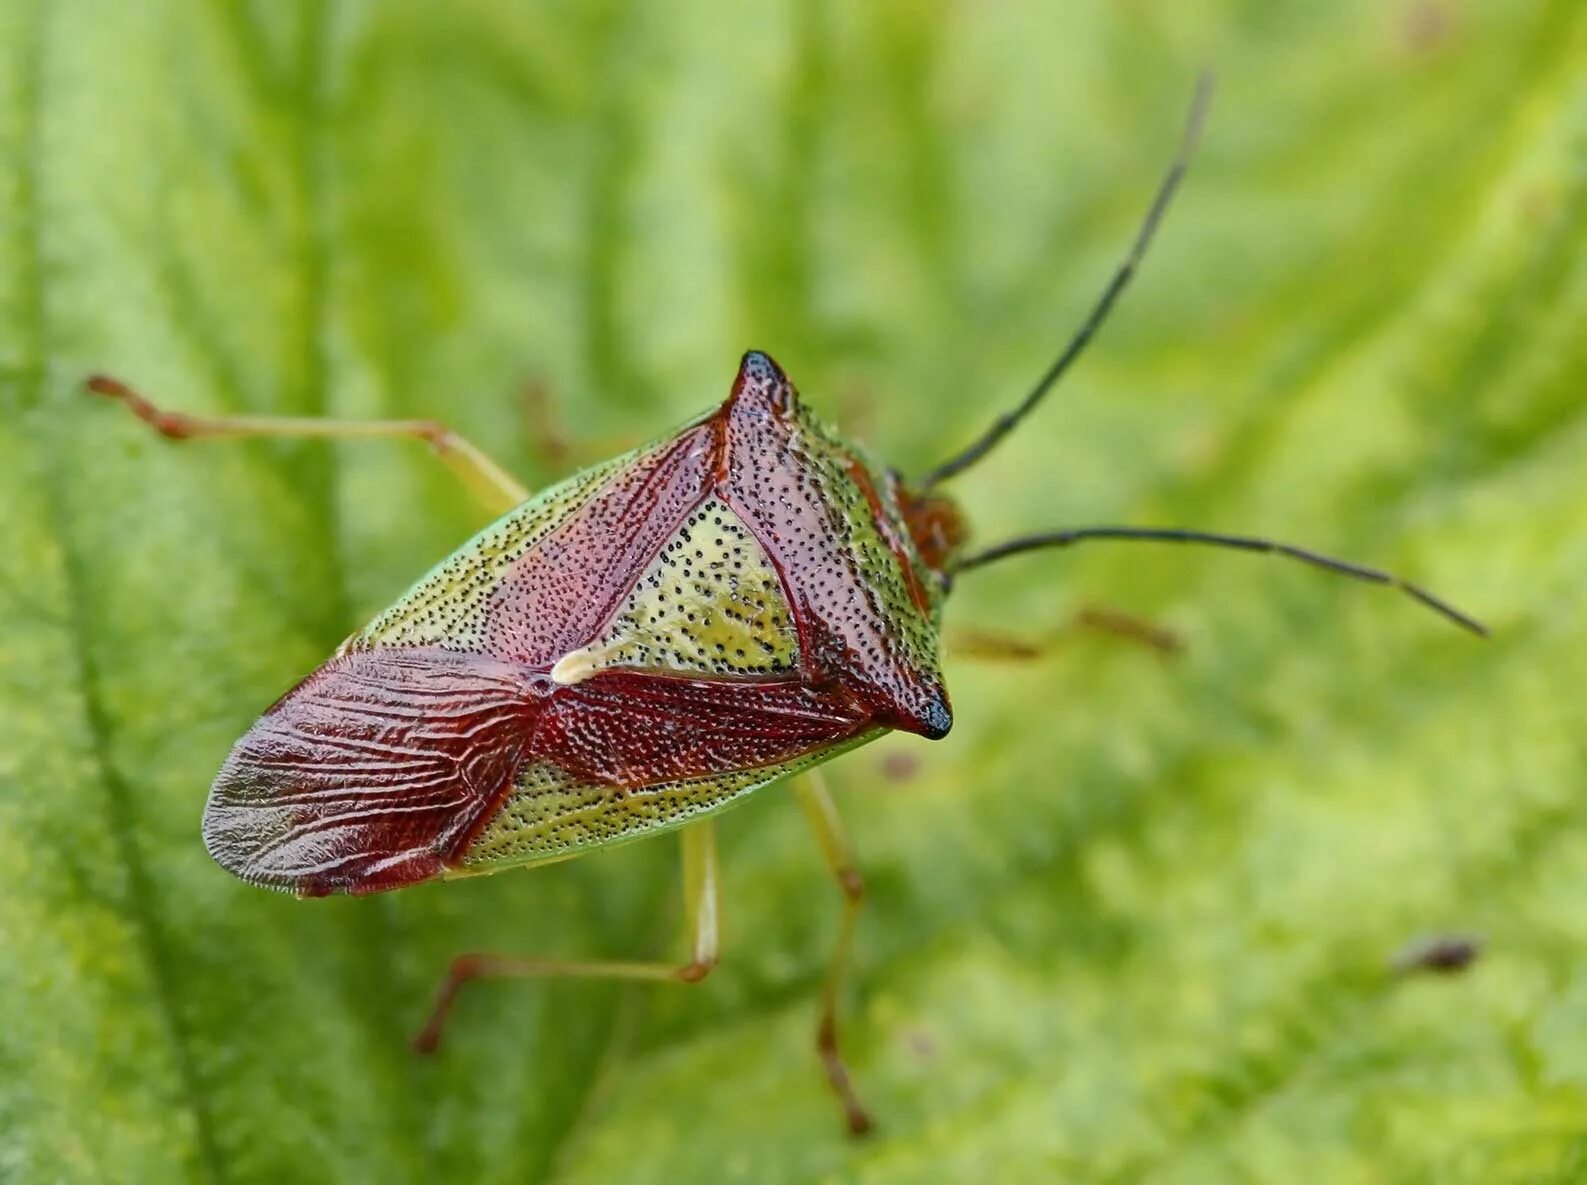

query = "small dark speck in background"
[
  {"left": 1401, "top": 0, "right": 1455, "bottom": 53},
  {"left": 880, "top": 749, "right": 921, "bottom": 784},
  {"left": 1391, "top": 932, "right": 1483, "bottom": 976},
  {"left": 898, "top": 1026, "right": 939, "bottom": 1063}
]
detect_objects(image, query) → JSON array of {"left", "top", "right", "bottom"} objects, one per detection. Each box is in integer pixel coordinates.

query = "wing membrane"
[{"left": 203, "top": 647, "right": 538, "bottom": 896}]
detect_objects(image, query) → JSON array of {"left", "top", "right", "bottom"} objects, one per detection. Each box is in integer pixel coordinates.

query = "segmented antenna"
[
  {"left": 921, "top": 73, "right": 1214, "bottom": 489},
  {"left": 951, "top": 526, "right": 1487, "bottom": 636}
]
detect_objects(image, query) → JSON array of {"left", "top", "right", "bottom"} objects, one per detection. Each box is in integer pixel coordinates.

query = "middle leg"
[
  {"left": 948, "top": 603, "right": 1183, "bottom": 663},
  {"left": 412, "top": 819, "right": 720, "bottom": 1053}
]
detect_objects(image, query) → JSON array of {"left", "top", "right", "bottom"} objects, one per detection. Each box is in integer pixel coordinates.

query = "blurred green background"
[{"left": 2, "top": 1, "right": 1584, "bottom": 1182}]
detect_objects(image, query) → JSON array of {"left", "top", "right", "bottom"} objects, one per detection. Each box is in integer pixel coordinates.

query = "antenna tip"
[
  {"left": 1182, "top": 72, "right": 1217, "bottom": 154},
  {"left": 1402, "top": 582, "right": 1489, "bottom": 637}
]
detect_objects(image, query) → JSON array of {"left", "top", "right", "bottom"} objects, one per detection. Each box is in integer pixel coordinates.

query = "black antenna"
[
  {"left": 952, "top": 526, "right": 1488, "bottom": 637},
  {"left": 920, "top": 73, "right": 1215, "bottom": 490}
]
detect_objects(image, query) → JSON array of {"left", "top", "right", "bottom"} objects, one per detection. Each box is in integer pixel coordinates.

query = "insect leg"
[
  {"left": 519, "top": 377, "right": 638, "bottom": 471},
  {"left": 947, "top": 606, "right": 1182, "bottom": 663},
  {"left": 793, "top": 770, "right": 875, "bottom": 1137},
  {"left": 1069, "top": 605, "right": 1183, "bottom": 655},
  {"left": 85, "top": 374, "right": 529, "bottom": 513},
  {"left": 411, "top": 820, "right": 720, "bottom": 1054},
  {"left": 679, "top": 818, "right": 722, "bottom": 977}
]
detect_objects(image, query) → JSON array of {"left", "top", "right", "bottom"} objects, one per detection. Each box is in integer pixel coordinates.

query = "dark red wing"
[
  {"left": 534, "top": 671, "right": 870, "bottom": 786},
  {"left": 483, "top": 428, "right": 717, "bottom": 666},
  {"left": 203, "top": 647, "right": 540, "bottom": 896}
]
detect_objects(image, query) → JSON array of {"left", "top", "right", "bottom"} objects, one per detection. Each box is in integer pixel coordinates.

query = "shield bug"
[{"left": 86, "top": 77, "right": 1484, "bottom": 1135}]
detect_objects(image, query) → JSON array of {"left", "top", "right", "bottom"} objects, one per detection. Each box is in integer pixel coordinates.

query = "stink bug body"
[
  {"left": 204, "top": 350, "right": 951, "bottom": 896},
  {"left": 87, "top": 79, "right": 1483, "bottom": 1135}
]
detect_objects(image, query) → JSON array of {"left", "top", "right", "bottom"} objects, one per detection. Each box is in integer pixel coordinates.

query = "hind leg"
[{"left": 412, "top": 820, "right": 721, "bottom": 1053}]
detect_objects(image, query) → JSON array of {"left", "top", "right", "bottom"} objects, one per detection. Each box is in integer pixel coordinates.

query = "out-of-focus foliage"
[{"left": 1, "top": 1, "right": 1583, "bottom": 1181}]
